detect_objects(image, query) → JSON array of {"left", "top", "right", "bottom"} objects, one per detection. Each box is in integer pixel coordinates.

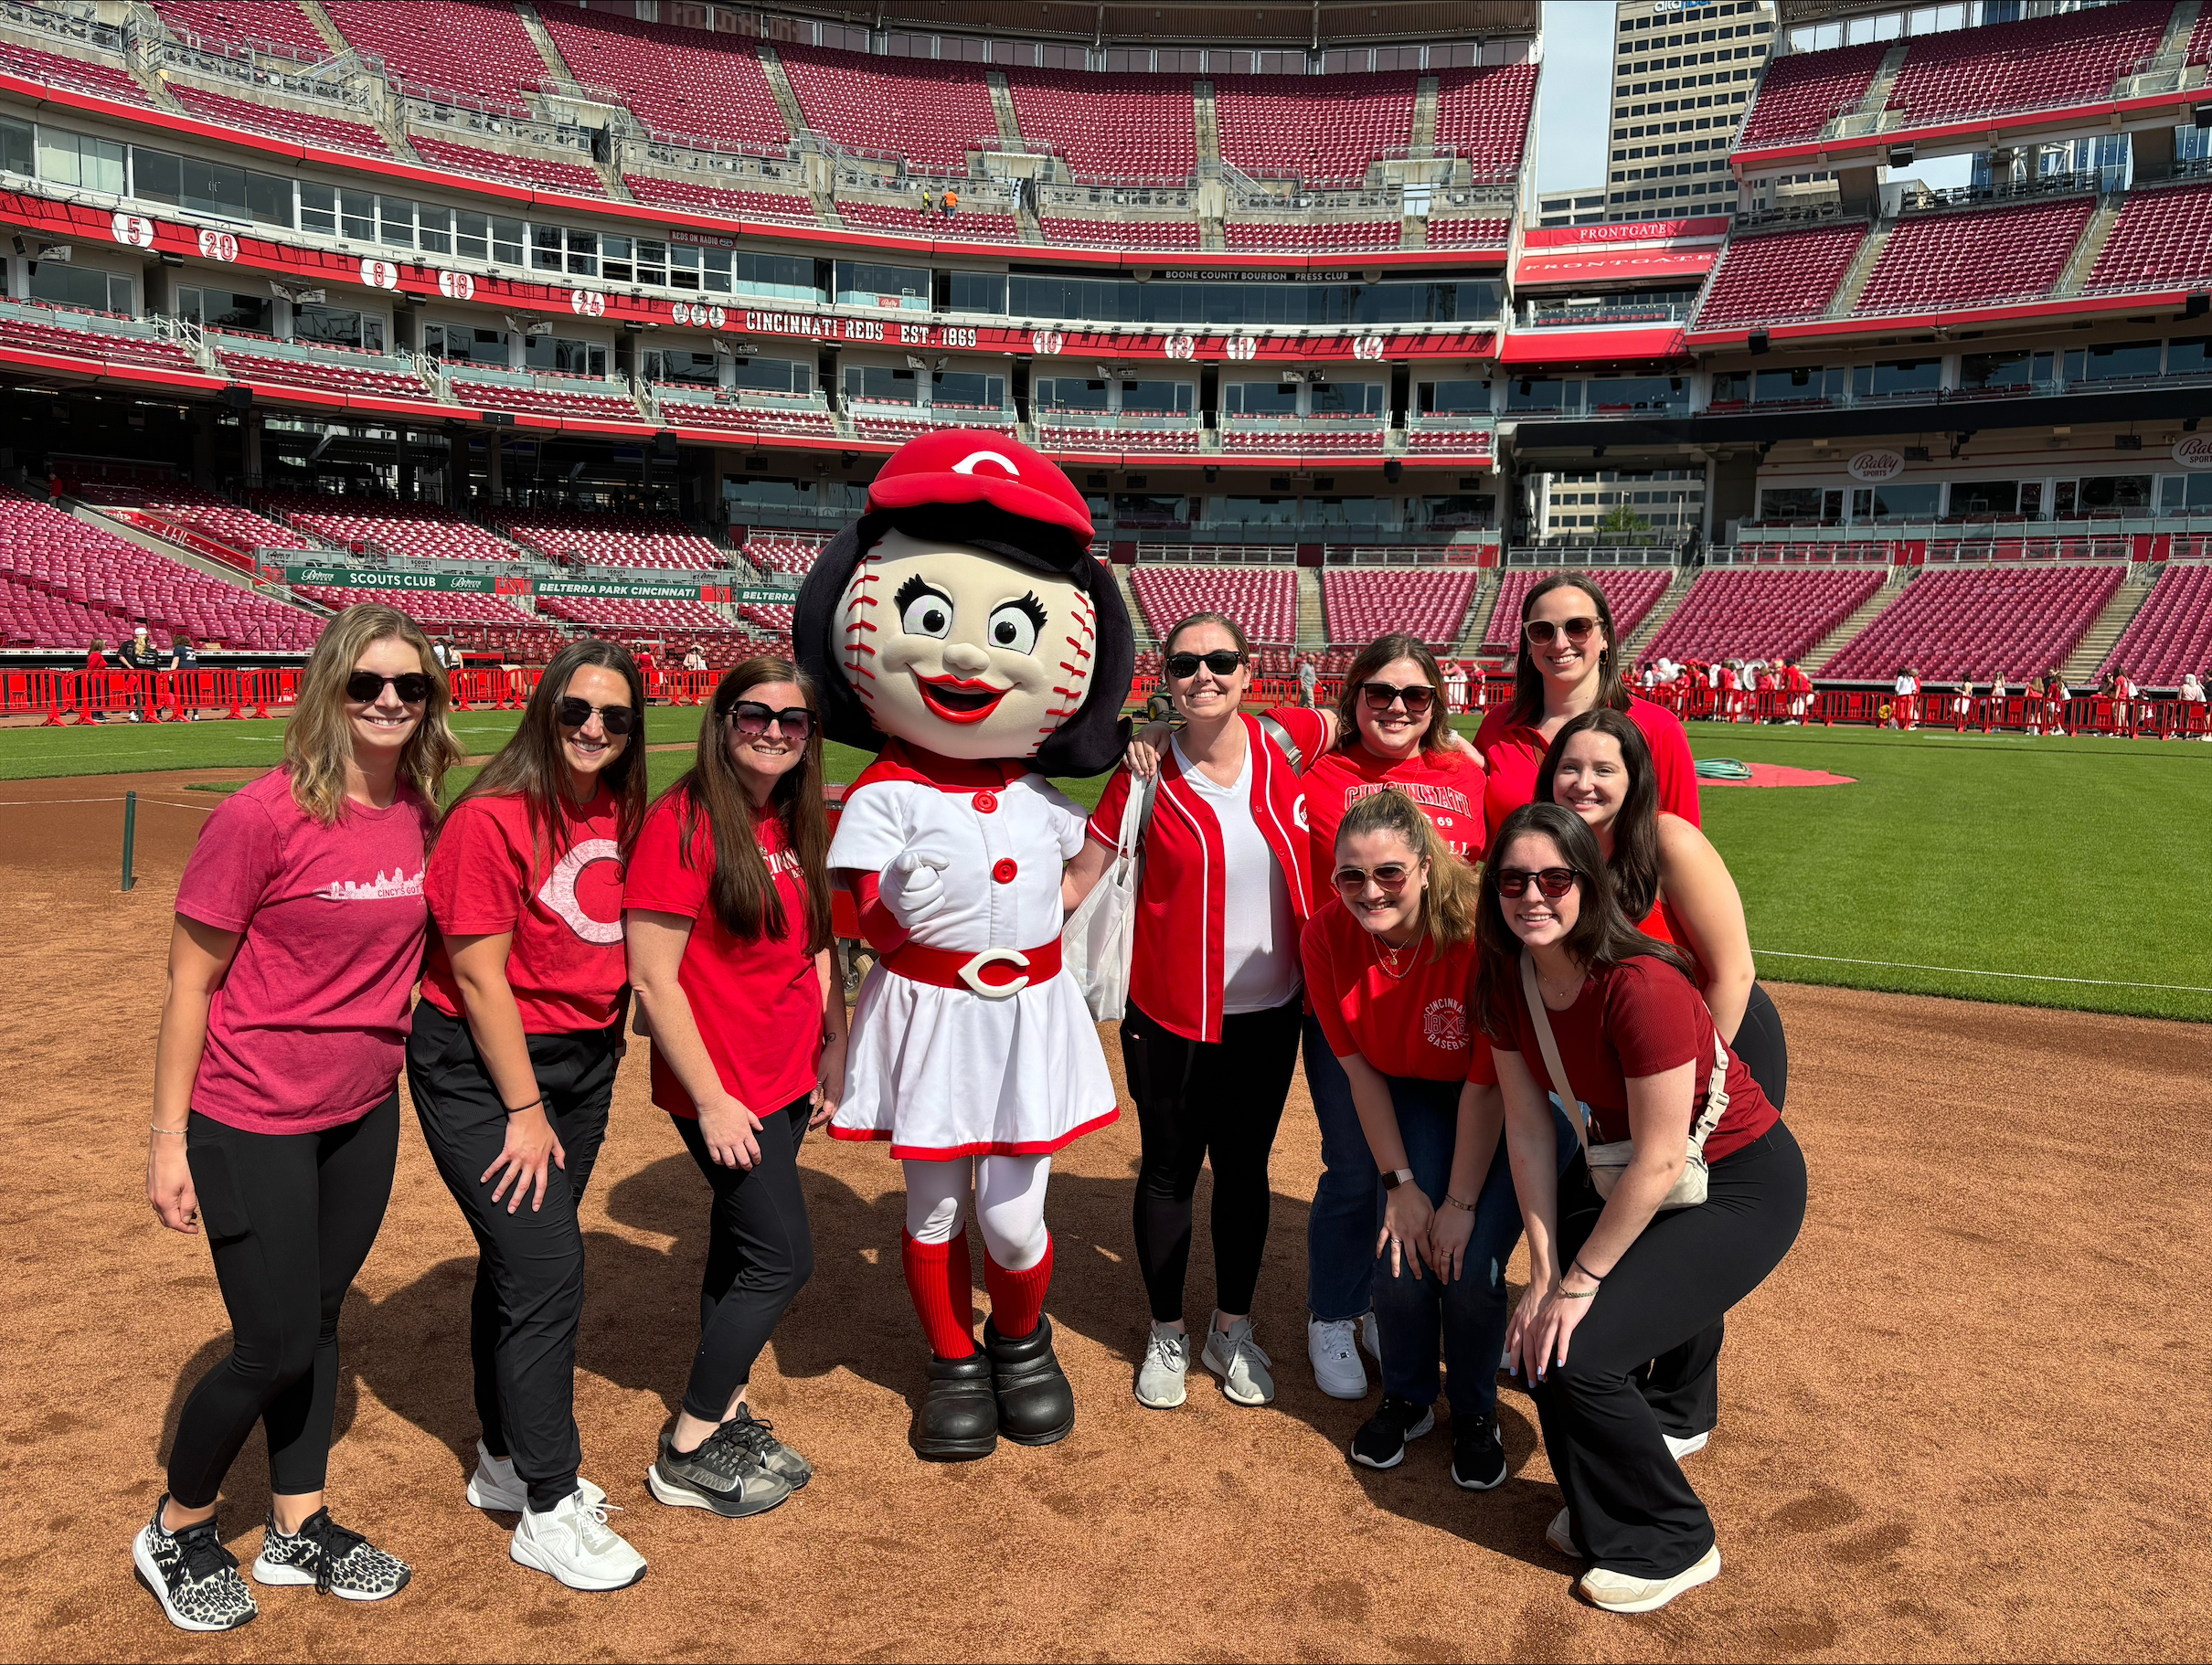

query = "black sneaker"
[
  {"left": 252, "top": 1508, "right": 411, "bottom": 1600},
  {"left": 132, "top": 1496, "right": 256, "bottom": 1632},
  {"left": 1349, "top": 1395, "right": 1436, "bottom": 1470},
  {"left": 1450, "top": 1411, "right": 1507, "bottom": 1490},
  {"left": 645, "top": 1424, "right": 793, "bottom": 1519},
  {"left": 719, "top": 1405, "right": 813, "bottom": 1490}
]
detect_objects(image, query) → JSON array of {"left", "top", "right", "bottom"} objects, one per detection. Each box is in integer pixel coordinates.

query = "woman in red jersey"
[
  {"left": 135, "top": 604, "right": 461, "bottom": 1631},
  {"left": 408, "top": 640, "right": 648, "bottom": 1592},
  {"left": 626, "top": 657, "right": 845, "bottom": 1522},
  {"left": 1473, "top": 573, "right": 1698, "bottom": 833},
  {"left": 1478, "top": 801, "right": 1803, "bottom": 1615}
]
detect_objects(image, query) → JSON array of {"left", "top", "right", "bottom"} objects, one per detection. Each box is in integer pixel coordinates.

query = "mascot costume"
[{"left": 794, "top": 430, "right": 1134, "bottom": 1460}]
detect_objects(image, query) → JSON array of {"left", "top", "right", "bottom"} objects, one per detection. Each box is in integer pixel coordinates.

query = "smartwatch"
[{"left": 1380, "top": 1167, "right": 1414, "bottom": 1190}]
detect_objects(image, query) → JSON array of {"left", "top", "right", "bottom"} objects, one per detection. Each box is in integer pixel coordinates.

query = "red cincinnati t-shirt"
[
  {"left": 1474, "top": 695, "right": 1700, "bottom": 835},
  {"left": 623, "top": 789, "right": 823, "bottom": 1119},
  {"left": 175, "top": 768, "right": 438, "bottom": 1133},
  {"left": 1489, "top": 954, "right": 1775, "bottom": 1162},
  {"left": 1300, "top": 902, "right": 1496, "bottom": 1086},
  {"left": 420, "top": 785, "right": 628, "bottom": 1034},
  {"left": 1302, "top": 741, "right": 1485, "bottom": 912}
]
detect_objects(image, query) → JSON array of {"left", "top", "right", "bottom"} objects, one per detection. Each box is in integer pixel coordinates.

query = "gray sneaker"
[
  {"left": 1200, "top": 1314, "right": 1275, "bottom": 1406},
  {"left": 645, "top": 1424, "right": 792, "bottom": 1521},
  {"left": 718, "top": 1405, "right": 813, "bottom": 1490},
  {"left": 1134, "top": 1322, "right": 1189, "bottom": 1409}
]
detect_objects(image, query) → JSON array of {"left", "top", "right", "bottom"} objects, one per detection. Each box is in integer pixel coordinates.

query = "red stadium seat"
[
  {"left": 1696, "top": 223, "right": 1867, "bottom": 329},
  {"left": 1485, "top": 569, "right": 1673, "bottom": 652},
  {"left": 2099, "top": 563, "right": 2212, "bottom": 686},
  {"left": 1822, "top": 566, "right": 2121, "bottom": 680},
  {"left": 1642, "top": 567, "right": 1888, "bottom": 667},
  {"left": 1430, "top": 62, "right": 1538, "bottom": 181},
  {"left": 1854, "top": 197, "right": 2092, "bottom": 315},
  {"left": 1129, "top": 566, "right": 1297, "bottom": 644},
  {"left": 409, "top": 137, "right": 605, "bottom": 196},
  {"left": 1322, "top": 568, "right": 1479, "bottom": 648}
]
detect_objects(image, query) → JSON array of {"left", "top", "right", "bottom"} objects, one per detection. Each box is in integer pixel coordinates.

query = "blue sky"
[{"left": 1536, "top": 0, "right": 1616, "bottom": 195}]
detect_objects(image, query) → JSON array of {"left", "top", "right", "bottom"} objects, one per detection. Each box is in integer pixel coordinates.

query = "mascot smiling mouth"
[{"left": 914, "top": 672, "right": 1009, "bottom": 724}]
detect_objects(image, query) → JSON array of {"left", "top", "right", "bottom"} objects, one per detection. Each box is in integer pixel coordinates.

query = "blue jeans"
[
  {"left": 1303, "top": 1013, "right": 1379, "bottom": 1323},
  {"left": 1370, "top": 1076, "right": 1579, "bottom": 1418}
]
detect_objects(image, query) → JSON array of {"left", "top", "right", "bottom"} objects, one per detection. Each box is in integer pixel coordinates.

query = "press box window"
[
  {"left": 0, "top": 116, "right": 30, "bottom": 175},
  {"left": 176, "top": 286, "right": 271, "bottom": 333},
  {"left": 1417, "top": 379, "right": 1491, "bottom": 414},
  {"left": 729, "top": 355, "right": 811, "bottom": 395},
  {"left": 295, "top": 303, "right": 386, "bottom": 353},
  {"left": 1310, "top": 380, "right": 1384, "bottom": 415},
  {"left": 645, "top": 349, "right": 718, "bottom": 384},
  {"left": 27, "top": 263, "right": 131, "bottom": 314},
  {"left": 1117, "top": 379, "right": 1193, "bottom": 415},
  {"left": 421, "top": 323, "right": 509, "bottom": 366},
  {"left": 1032, "top": 376, "right": 1110, "bottom": 411},
  {"left": 930, "top": 370, "right": 1005, "bottom": 408},
  {"left": 1225, "top": 380, "right": 1301, "bottom": 415},
  {"left": 845, "top": 365, "right": 919, "bottom": 404},
  {"left": 417, "top": 204, "right": 452, "bottom": 256},
  {"left": 525, "top": 334, "right": 608, "bottom": 376},
  {"left": 37, "top": 127, "right": 123, "bottom": 194},
  {"left": 300, "top": 182, "right": 336, "bottom": 236}
]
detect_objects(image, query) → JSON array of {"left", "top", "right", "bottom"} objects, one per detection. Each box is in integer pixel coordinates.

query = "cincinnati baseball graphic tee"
[
  {"left": 420, "top": 784, "right": 628, "bottom": 1034},
  {"left": 1299, "top": 900, "right": 1495, "bottom": 1087},
  {"left": 1301, "top": 740, "right": 1486, "bottom": 912},
  {"left": 175, "top": 767, "right": 438, "bottom": 1133}
]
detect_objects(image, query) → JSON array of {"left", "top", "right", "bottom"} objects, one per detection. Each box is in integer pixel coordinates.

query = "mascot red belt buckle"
[
  {"left": 960, "top": 947, "right": 1031, "bottom": 998},
  {"left": 884, "top": 938, "right": 1065, "bottom": 998}
]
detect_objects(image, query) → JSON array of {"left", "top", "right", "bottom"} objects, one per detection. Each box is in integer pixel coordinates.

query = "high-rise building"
[{"left": 1602, "top": 0, "right": 1777, "bottom": 222}]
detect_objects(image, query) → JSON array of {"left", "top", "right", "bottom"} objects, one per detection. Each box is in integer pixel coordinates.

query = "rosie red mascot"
[{"left": 794, "top": 430, "right": 1134, "bottom": 1460}]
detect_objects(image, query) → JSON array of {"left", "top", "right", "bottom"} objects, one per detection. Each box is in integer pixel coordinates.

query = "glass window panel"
[
  {"left": 416, "top": 203, "right": 451, "bottom": 254},
  {"left": 29, "top": 262, "right": 126, "bottom": 313},
  {"left": 730, "top": 355, "right": 811, "bottom": 394},
  {"left": 1033, "top": 376, "right": 1109, "bottom": 411},
  {"left": 132, "top": 146, "right": 183, "bottom": 206},
  {"left": 1949, "top": 480, "right": 2018, "bottom": 516},
  {"left": 929, "top": 370, "right": 1002, "bottom": 408},
  {"left": 0, "top": 116, "right": 29, "bottom": 175},
  {"left": 455, "top": 210, "right": 488, "bottom": 260},
  {"left": 1871, "top": 483, "right": 1941, "bottom": 516},
  {"left": 1118, "top": 379, "right": 1193, "bottom": 414},
  {"left": 491, "top": 217, "right": 524, "bottom": 265},
  {"left": 531, "top": 224, "right": 564, "bottom": 271},
  {"left": 300, "top": 180, "right": 336, "bottom": 236},
  {"left": 2078, "top": 474, "right": 2152, "bottom": 510},
  {"left": 247, "top": 170, "right": 292, "bottom": 228},
  {"left": 1228, "top": 379, "right": 1301, "bottom": 415},
  {"left": 339, "top": 189, "right": 375, "bottom": 239},
  {"left": 377, "top": 195, "right": 413, "bottom": 247},
  {"left": 947, "top": 270, "right": 1006, "bottom": 313},
  {"left": 1506, "top": 377, "right": 1567, "bottom": 413},
  {"left": 2077, "top": 341, "right": 2162, "bottom": 381}
]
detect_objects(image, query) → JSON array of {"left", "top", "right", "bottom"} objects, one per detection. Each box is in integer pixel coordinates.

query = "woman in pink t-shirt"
[
  {"left": 407, "top": 639, "right": 650, "bottom": 1591},
  {"left": 625, "top": 657, "right": 845, "bottom": 1520},
  {"left": 136, "top": 604, "right": 462, "bottom": 1632}
]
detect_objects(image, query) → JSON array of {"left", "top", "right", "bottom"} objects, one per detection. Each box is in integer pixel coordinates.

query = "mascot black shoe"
[{"left": 984, "top": 1314, "right": 1076, "bottom": 1447}]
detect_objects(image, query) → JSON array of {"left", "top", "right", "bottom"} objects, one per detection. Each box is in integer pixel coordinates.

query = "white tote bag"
[{"left": 1062, "top": 774, "right": 1156, "bottom": 1022}]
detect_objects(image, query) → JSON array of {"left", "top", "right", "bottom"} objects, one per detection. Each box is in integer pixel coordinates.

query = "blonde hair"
[
  {"left": 284, "top": 604, "right": 464, "bottom": 824},
  {"left": 1335, "top": 787, "right": 1480, "bottom": 956}
]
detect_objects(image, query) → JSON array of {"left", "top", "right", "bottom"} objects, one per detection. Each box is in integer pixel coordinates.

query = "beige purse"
[{"left": 1518, "top": 955, "right": 1729, "bottom": 1211}]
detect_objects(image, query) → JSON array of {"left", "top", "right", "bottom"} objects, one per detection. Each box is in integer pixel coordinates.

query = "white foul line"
[
  {"left": 1756, "top": 949, "right": 2212, "bottom": 996},
  {"left": 0, "top": 795, "right": 215, "bottom": 810}
]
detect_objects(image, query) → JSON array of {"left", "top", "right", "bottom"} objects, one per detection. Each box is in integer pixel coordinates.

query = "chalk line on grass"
[
  {"left": 0, "top": 796, "right": 214, "bottom": 811},
  {"left": 1756, "top": 949, "right": 2211, "bottom": 996}
]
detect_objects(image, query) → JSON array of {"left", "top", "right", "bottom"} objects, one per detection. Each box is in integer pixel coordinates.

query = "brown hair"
[
  {"left": 284, "top": 602, "right": 463, "bottom": 825},
  {"left": 1535, "top": 707, "right": 1663, "bottom": 920},
  {"left": 1333, "top": 632, "right": 1452, "bottom": 757},
  {"left": 447, "top": 638, "right": 648, "bottom": 869},
  {"left": 1335, "top": 787, "right": 1480, "bottom": 959},
  {"left": 1163, "top": 610, "right": 1250, "bottom": 661},
  {"left": 1506, "top": 572, "right": 1633, "bottom": 727},
  {"left": 665, "top": 657, "right": 832, "bottom": 953}
]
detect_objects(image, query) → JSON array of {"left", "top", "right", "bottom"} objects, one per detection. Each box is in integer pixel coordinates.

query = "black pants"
[
  {"left": 1119, "top": 995, "right": 1303, "bottom": 1323},
  {"left": 1733, "top": 981, "right": 1789, "bottom": 1112},
  {"left": 1536, "top": 1123, "right": 1807, "bottom": 1581},
  {"left": 671, "top": 1098, "right": 814, "bottom": 1422},
  {"left": 167, "top": 1096, "right": 399, "bottom": 1509},
  {"left": 408, "top": 1001, "right": 621, "bottom": 1513}
]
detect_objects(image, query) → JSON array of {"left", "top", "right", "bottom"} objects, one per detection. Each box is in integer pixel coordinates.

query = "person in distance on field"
[
  {"left": 626, "top": 658, "right": 844, "bottom": 1520},
  {"left": 136, "top": 604, "right": 461, "bottom": 1631},
  {"left": 409, "top": 641, "right": 650, "bottom": 1592},
  {"left": 1304, "top": 789, "right": 1575, "bottom": 1482},
  {"left": 1479, "top": 802, "right": 1805, "bottom": 1616}
]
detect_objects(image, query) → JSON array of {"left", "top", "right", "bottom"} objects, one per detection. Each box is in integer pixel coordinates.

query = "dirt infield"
[{"left": 1, "top": 770, "right": 2205, "bottom": 1662}]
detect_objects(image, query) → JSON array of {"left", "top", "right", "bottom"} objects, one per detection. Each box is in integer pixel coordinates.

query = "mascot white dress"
[{"left": 794, "top": 430, "right": 1134, "bottom": 1459}]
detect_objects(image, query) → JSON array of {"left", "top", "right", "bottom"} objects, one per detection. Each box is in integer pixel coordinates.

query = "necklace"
[
  {"left": 1536, "top": 962, "right": 1585, "bottom": 1004},
  {"left": 1371, "top": 927, "right": 1424, "bottom": 979}
]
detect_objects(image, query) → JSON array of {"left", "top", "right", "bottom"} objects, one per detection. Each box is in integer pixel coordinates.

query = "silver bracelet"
[{"left": 150, "top": 1123, "right": 186, "bottom": 1137}]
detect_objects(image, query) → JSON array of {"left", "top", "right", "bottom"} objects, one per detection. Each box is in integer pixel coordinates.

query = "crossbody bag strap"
[
  {"left": 1255, "top": 711, "right": 1304, "bottom": 775},
  {"left": 1687, "top": 1029, "right": 1731, "bottom": 1152},
  {"left": 1519, "top": 954, "right": 1590, "bottom": 1156}
]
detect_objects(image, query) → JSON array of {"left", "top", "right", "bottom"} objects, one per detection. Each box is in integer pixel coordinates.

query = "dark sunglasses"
[
  {"left": 1494, "top": 866, "right": 1579, "bottom": 899},
  {"left": 1525, "top": 616, "right": 1601, "bottom": 646},
  {"left": 346, "top": 670, "right": 433, "bottom": 704},
  {"left": 725, "top": 700, "right": 814, "bottom": 739},
  {"left": 1332, "top": 862, "right": 1416, "bottom": 896},
  {"left": 555, "top": 696, "right": 636, "bottom": 736},
  {"left": 1360, "top": 681, "right": 1436, "bottom": 715},
  {"left": 1165, "top": 649, "right": 1244, "bottom": 680}
]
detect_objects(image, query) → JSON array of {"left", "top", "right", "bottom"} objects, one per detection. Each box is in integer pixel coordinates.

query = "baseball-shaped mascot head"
[{"left": 795, "top": 430, "right": 1134, "bottom": 775}]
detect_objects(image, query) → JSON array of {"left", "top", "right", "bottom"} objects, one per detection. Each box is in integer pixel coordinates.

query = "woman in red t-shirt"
[
  {"left": 138, "top": 604, "right": 461, "bottom": 1629},
  {"left": 1538, "top": 707, "right": 1786, "bottom": 1110},
  {"left": 408, "top": 640, "right": 649, "bottom": 1591},
  {"left": 625, "top": 657, "right": 844, "bottom": 1521},
  {"left": 1473, "top": 572, "right": 1698, "bottom": 834},
  {"left": 1475, "top": 801, "right": 1805, "bottom": 1614},
  {"left": 1301, "top": 789, "right": 1574, "bottom": 1484}
]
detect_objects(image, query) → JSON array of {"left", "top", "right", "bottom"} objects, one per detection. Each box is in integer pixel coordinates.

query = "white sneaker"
[
  {"left": 1664, "top": 1430, "right": 1709, "bottom": 1462},
  {"left": 1200, "top": 1314, "right": 1275, "bottom": 1407},
  {"left": 509, "top": 1490, "right": 645, "bottom": 1592},
  {"left": 1361, "top": 1309, "right": 1382, "bottom": 1364},
  {"left": 1579, "top": 1543, "right": 1721, "bottom": 1613},
  {"left": 1134, "top": 1322, "right": 1188, "bottom": 1410},
  {"left": 1547, "top": 1507, "right": 1582, "bottom": 1559},
  {"left": 468, "top": 1442, "right": 606, "bottom": 1514},
  {"left": 1308, "top": 1316, "right": 1368, "bottom": 1400}
]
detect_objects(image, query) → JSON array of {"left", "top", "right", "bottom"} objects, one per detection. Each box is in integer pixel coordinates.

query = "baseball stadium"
[{"left": 0, "top": 0, "right": 2203, "bottom": 1657}]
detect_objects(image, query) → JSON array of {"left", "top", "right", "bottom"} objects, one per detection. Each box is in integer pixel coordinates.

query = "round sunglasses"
[{"left": 1524, "top": 616, "right": 1601, "bottom": 646}]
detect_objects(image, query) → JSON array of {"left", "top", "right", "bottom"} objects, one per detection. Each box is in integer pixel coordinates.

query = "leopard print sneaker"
[
  {"left": 133, "top": 1496, "right": 257, "bottom": 1632},
  {"left": 251, "top": 1508, "right": 411, "bottom": 1601}
]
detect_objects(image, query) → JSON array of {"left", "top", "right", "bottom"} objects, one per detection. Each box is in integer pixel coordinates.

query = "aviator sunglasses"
[
  {"left": 1332, "top": 861, "right": 1417, "bottom": 896},
  {"left": 1494, "top": 866, "right": 1579, "bottom": 899},
  {"left": 724, "top": 700, "right": 814, "bottom": 739},
  {"left": 346, "top": 670, "right": 433, "bottom": 704},
  {"left": 1165, "top": 649, "right": 1244, "bottom": 680},
  {"left": 555, "top": 697, "right": 637, "bottom": 736}
]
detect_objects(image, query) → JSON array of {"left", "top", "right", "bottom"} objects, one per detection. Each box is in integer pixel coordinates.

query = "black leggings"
[
  {"left": 167, "top": 1096, "right": 399, "bottom": 1509},
  {"left": 671, "top": 1098, "right": 814, "bottom": 1423},
  {"left": 1732, "top": 981, "right": 1789, "bottom": 1111},
  {"left": 408, "top": 1002, "right": 620, "bottom": 1514},
  {"left": 1537, "top": 1123, "right": 1807, "bottom": 1581},
  {"left": 1119, "top": 995, "right": 1303, "bottom": 1324}
]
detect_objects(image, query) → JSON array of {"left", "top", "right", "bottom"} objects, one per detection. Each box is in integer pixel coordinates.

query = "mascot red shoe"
[{"left": 794, "top": 430, "right": 1134, "bottom": 1460}]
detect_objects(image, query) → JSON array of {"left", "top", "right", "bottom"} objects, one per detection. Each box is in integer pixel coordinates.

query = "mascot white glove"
[{"left": 880, "top": 849, "right": 951, "bottom": 928}]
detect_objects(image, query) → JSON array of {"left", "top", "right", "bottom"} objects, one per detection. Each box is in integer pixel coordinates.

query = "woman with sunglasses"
[
  {"left": 1295, "top": 632, "right": 1484, "bottom": 1399},
  {"left": 1477, "top": 801, "right": 1804, "bottom": 1615},
  {"left": 136, "top": 605, "right": 461, "bottom": 1630},
  {"left": 626, "top": 660, "right": 843, "bottom": 1520},
  {"left": 408, "top": 640, "right": 650, "bottom": 1592},
  {"left": 1473, "top": 574, "right": 1699, "bottom": 838},
  {"left": 1303, "top": 789, "right": 1576, "bottom": 1480},
  {"left": 1070, "top": 611, "right": 1330, "bottom": 1412}
]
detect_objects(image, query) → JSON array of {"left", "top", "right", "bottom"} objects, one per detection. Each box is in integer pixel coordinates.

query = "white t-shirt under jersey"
[{"left": 1172, "top": 736, "right": 1302, "bottom": 1015}]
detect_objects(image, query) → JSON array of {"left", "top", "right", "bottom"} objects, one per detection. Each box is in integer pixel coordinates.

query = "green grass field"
[{"left": 8, "top": 709, "right": 2205, "bottom": 1023}]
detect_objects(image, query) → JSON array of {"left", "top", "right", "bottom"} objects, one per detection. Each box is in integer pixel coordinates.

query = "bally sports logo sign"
[
  {"left": 2174, "top": 435, "right": 2212, "bottom": 470},
  {"left": 1847, "top": 449, "right": 1906, "bottom": 483}
]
